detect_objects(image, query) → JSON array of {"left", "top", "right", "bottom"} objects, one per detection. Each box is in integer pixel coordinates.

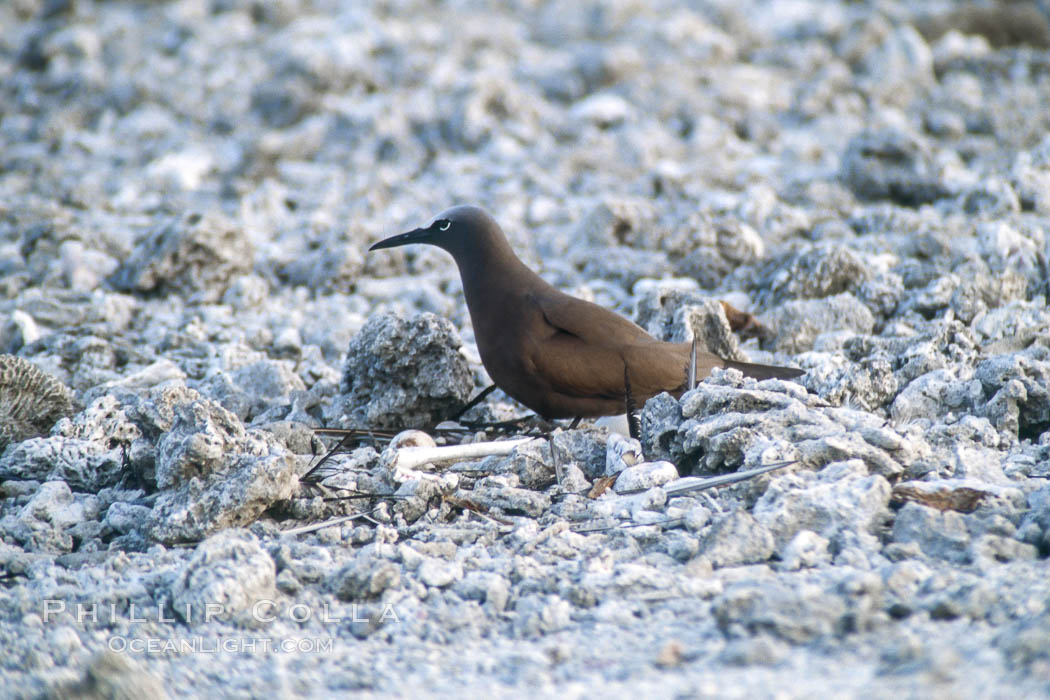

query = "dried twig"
[
  {"left": 659, "top": 460, "right": 796, "bottom": 497},
  {"left": 451, "top": 384, "right": 497, "bottom": 420},
  {"left": 301, "top": 428, "right": 381, "bottom": 483},
  {"left": 385, "top": 437, "right": 537, "bottom": 471},
  {"left": 281, "top": 511, "right": 374, "bottom": 536},
  {"left": 572, "top": 518, "right": 684, "bottom": 534}
]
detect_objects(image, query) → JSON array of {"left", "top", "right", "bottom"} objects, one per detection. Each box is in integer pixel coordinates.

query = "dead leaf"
[
  {"left": 891, "top": 482, "right": 988, "bottom": 513},
  {"left": 721, "top": 300, "right": 771, "bottom": 340},
  {"left": 444, "top": 495, "right": 513, "bottom": 525},
  {"left": 588, "top": 475, "right": 617, "bottom": 499}
]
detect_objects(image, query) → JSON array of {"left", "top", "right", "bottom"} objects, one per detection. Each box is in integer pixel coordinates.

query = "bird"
[{"left": 369, "top": 205, "right": 803, "bottom": 421}]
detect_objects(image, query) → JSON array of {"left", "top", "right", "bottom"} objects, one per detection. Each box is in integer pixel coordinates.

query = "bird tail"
[{"left": 723, "top": 359, "right": 805, "bottom": 380}]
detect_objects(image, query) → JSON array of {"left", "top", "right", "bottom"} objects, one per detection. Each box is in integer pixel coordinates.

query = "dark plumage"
[{"left": 370, "top": 205, "right": 803, "bottom": 419}]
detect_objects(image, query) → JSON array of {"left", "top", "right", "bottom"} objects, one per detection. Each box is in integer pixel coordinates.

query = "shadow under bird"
[{"left": 369, "top": 205, "right": 804, "bottom": 421}]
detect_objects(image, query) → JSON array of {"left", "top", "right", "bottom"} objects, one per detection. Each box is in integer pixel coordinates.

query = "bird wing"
[
  {"left": 531, "top": 290, "right": 657, "bottom": 347},
  {"left": 527, "top": 288, "right": 803, "bottom": 403},
  {"left": 527, "top": 333, "right": 634, "bottom": 400},
  {"left": 528, "top": 290, "right": 695, "bottom": 400}
]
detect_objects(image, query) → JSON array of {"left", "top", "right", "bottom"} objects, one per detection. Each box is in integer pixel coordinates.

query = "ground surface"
[{"left": 2, "top": 0, "right": 1050, "bottom": 698}]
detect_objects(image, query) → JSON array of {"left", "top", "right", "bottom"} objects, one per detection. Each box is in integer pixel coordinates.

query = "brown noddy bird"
[{"left": 369, "top": 205, "right": 804, "bottom": 420}]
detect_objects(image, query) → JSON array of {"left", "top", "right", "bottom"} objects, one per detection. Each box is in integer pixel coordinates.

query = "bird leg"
[
  {"left": 451, "top": 384, "right": 497, "bottom": 421},
  {"left": 567, "top": 416, "right": 582, "bottom": 430},
  {"left": 623, "top": 364, "right": 641, "bottom": 441},
  {"left": 548, "top": 433, "right": 564, "bottom": 490},
  {"left": 688, "top": 337, "right": 698, "bottom": 391}
]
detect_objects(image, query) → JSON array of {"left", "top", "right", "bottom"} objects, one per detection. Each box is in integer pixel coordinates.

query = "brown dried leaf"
[
  {"left": 891, "top": 482, "right": 987, "bottom": 513},
  {"left": 588, "top": 475, "right": 617, "bottom": 499},
  {"left": 445, "top": 495, "right": 513, "bottom": 525},
  {"left": 721, "top": 300, "right": 771, "bottom": 340}
]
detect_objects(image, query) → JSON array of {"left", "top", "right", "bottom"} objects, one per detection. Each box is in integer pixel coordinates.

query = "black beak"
[{"left": 369, "top": 227, "right": 432, "bottom": 251}]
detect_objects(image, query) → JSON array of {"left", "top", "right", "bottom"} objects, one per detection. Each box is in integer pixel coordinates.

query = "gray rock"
[
  {"left": 699, "top": 511, "right": 774, "bottom": 568},
  {"left": 605, "top": 433, "right": 643, "bottom": 476},
  {"left": 763, "top": 293, "right": 875, "bottom": 354},
  {"left": 251, "top": 76, "right": 318, "bottom": 128},
  {"left": 334, "top": 312, "right": 473, "bottom": 429},
  {"left": 795, "top": 432, "right": 906, "bottom": 479},
  {"left": 947, "top": 267, "right": 1028, "bottom": 325},
  {"left": 578, "top": 245, "right": 671, "bottom": 290},
  {"left": 279, "top": 228, "right": 364, "bottom": 293},
  {"left": 571, "top": 92, "right": 633, "bottom": 128},
  {"left": 860, "top": 25, "right": 935, "bottom": 101},
  {"left": 712, "top": 579, "right": 849, "bottom": 643},
  {"left": 856, "top": 271, "right": 905, "bottom": 319},
  {"left": 997, "top": 612, "right": 1050, "bottom": 671},
  {"left": 634, "top": 289, "right": 745, "bottom": 359},
  {"left": 46, "top": 650, "right": 167, "bottom": 700},
  {"left": 5, "top": 480, "right": 99, "bottom": 553},
  {"left": 754, "top": 460, "right": 891, "bottom": 550},
  {"left": 960, "top": 177, "right": 1021, "bottom": 217},
  {"left": 154, "top": 393, "right": 252, "bottom": 490},
  {"left": 569, "top": 198, "right": 660, "bottom": 250},
  {"left": 970, "top": 534, "right": 1037, "bottom": 569},
  {"left": 613, "top": 461, "right": 678, "bottom": 493},
  {"left": 108, "top": 212, "right": 254, "bottom": 303},
  {"left": 330, "top": 553, "right": 402, "bottom": 602},
  {"left": 840, "top": 129, "right": 948, "bottom": 205},
  {"left": 975, "top": 351, "right": 1050, "bottom": 442},
  {"left": 199, "top": 359, "right": 307, "bottom": 422},
  {"left": 718, "top": 635, "right": 790, "bottom": 667},
  {"left": 221, "top": 274, "right": 269, "bottom": 312},
  {"left": 101, "top": 502, "right": 152, "bottom": 537},
  {"left": 1011, "top": 137, "right": 1050, "bottom": 214},
  {"left": 57, "top": 395, "right": 143, "bottom": 446},
  {"left": 799, "top": 352, "right": 898, "bottom": 413},
  {"left": 513, "top": 594, "right": 572, "bottom": 636},
  {"left": 417, "top": 557, "right": 463, "bottom": 588},
  {"left": 1017, "top": 483, "right": 1050, "bottom": 551},
  {"left": 778, "top": 530, "right": 831, "bottom": 570},
  {"left": 0, "top": 437, "right": 123, "bottom": 492},
  {"left": 549, "top": 428, "right": 606, "bottom": 479},
  {"left": 484, "top": 439, "right": 555, "bottom": 490},
  {"left": 891, "top": 368, "right": 984, "bottom": 424},
  {"left": 891, "top": 502, "right": 972, "bottom": 564},
  {"left": 761, "top": 244, "right": 870, "bottom": 301},
  {"left": 260, "top": 420, "right": 323, "bottom": 455},
  {"left": 392, "top": 478, "right": 445, "bottom": 524},
  {"left": 170, "top": 530, "right": 276, "bottom": 624},
  {"left": 662, "top": 530, "right": 700, "bottom": 562},
  {"left": 453, "top": 571, "right": 511, "bottom": 611},
  {"left": 640, "top": 392, "right": 685, "bottom": 466},
  {"left": 147, "top": 449, "right": 298, "bottom": 544},
  {"left": 559, "top": 463, "right": 590, "bottom": 493},
  {"left": 468, "top": 478, "right": 551, "bottom": 518},
  {"left": 0, "top": 394, "right": 147, "bottom": 492}
]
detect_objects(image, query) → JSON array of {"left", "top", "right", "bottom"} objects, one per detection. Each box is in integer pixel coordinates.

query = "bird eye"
[{"left": 437, "top": 220, "right": 451, "bottom": 231}]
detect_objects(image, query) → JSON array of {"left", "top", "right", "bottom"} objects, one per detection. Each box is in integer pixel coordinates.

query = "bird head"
[{"left": 369, "top": 205, "right": 502, "bottom": 259}]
